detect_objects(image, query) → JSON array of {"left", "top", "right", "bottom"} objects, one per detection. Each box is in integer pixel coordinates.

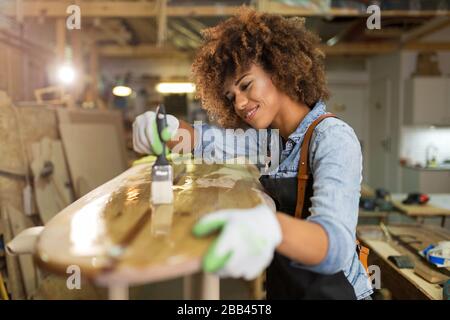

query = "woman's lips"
[{"left": 245, "top": 105, "right": 259, "bottom": 121}]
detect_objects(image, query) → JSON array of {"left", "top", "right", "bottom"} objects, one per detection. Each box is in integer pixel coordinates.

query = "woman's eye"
[{"left": 241, "top": 82, "right": 250, "bottom": 91}]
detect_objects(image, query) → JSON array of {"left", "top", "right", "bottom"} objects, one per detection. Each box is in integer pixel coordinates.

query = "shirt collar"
[{"left": 287, "top": 100, "right": 327, "bottom": 143}]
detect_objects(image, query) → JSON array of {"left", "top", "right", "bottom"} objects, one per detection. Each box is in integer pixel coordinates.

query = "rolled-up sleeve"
[{"left": 296, "top": 122, "right": 362, "bottom": 274}]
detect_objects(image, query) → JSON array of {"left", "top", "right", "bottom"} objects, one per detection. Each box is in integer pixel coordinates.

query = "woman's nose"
[{"left": 235, "top": 92, "right": 248, "bottom": 110}]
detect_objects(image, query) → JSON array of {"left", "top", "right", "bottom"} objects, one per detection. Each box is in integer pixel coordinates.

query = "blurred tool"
[
  {"left": 379, "top": 221, "right": 393, "bottom": 242},
  {"left": 359, "top": 188, "right": 393, "bottom": 211},
  {"left": 444, "top": 280, "right": 450, "bottom": 300},
  {"left": 360, "top": 198, "right": 376, "bottom": 211},
  {"left": 375, "top": 188, "right": 393, "bottom": 211},
  {"left": 425, "top": 144, "right": 438, "bottom": 168},
  {"left": 150, "top": 104, "right": 174, "bottom": 205},
  {"left": 421, "top": 241, "right": 450, "bottom": 268},
  {"left": 388, "top": 255, "right": 415, "bottom": 269},
  {"left": 402, "top": 193, "right": 430, "bottom": 205}
]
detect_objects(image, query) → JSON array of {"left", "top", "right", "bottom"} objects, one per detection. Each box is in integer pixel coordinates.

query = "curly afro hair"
[{"left": 191, "top": 8, "right": 329, "bottom": 128}]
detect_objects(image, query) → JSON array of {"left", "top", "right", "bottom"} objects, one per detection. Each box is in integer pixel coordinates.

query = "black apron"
[{"left": 258, "top": 135, "right": 357, "bottom": 300}]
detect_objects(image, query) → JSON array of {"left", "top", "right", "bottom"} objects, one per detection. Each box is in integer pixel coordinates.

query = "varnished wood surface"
[{"left": 35, "top": 161, "right": 271, "bottom": 286}]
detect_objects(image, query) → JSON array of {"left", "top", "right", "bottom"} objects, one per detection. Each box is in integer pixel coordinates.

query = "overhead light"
[
  {"left": 57, "top": 64, "right": 76, "bottom": 84},
  {"left": 112, "top": 85, "right": 132, "bottom": 97},
  {"left": 156, "top": 82, "right": 196, "bottom": 94}
]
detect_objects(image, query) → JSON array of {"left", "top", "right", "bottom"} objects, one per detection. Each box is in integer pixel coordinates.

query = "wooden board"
[
  {"left": 56, "top": 109, "right": 128, "bottom": 167},
  {"left": 59, "top": 123, "right": 127, "bottom": 198},
  {"left": 392, "top": 200, "right": 450, "bottom": 216},
  {"left": 35, "top": 162, "right": 270, "bottom": 286},
  {"left": 0, "top": 206, "right": 25, "bottom": 299},
  {"left": 30, "top": 138, "right": 73, "bottom": 224},
  {"left": 2, "top": 205, "right": 37, "bottom": 299},
  {"left": 388, "top": 225, "right": 450, "bottom": 252}
]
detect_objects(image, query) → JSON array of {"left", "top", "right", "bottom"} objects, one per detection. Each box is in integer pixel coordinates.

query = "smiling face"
[{"left": 223, "top": 64, "right": 282, "bottom": 129}]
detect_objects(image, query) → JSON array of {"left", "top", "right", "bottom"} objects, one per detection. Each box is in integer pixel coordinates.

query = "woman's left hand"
[{"left": 192, "top": 204, "right": 282, "bottom": 280}]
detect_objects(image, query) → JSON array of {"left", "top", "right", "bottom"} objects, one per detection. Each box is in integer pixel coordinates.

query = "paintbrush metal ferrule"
[{"left": 151, "top": 164, "right": 174, "bottom": 204}]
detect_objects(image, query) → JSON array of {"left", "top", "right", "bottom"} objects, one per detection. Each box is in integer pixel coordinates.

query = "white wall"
[
  {"left": 367, "top": 53, "right": 402, "bottom": 191},
  {"left": 400, "top": 126, "right": 450, "bottom": 167},
  {"left": 327, "top": 71, "right": 369, "bottom": 180}
]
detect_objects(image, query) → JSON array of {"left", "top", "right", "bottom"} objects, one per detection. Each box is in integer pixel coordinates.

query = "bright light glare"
[
  {"left": 112, "top": 85, "right": 132, "bottom": 97},
  {"left": 57, "top": 65, "right": 76, "bottom": 84},
  {"left": 156, "top": 82, "right": 196, "bottom": 94}
]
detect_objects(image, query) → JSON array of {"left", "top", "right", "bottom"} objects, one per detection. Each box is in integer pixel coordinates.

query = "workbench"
[
  {"left": 391, "top": 194, "right": 450, "bottom": 227},
  {"left": 357, "top": 224, "right": 449, "bottom": 300},
  {"left": 34, "top": 161, "right": 273, "bottom": 299}
]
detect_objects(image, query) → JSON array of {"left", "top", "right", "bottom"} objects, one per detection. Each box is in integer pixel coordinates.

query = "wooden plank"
[
  {"left": 97, "top": 41, "right": 450, "bottom": 59},
  {"left": 403, "top": 41, "right": 450, "bottom": 51},
  {"left": 56, "top": 108, "right": 128, "bottom": 167},
  {"left": 4, "top": 205, "right": 38, "bottom": 299},
  {"left": 59, "top": 123, "right": 127, "bottom": 198},
  {"left": 55, "top": 18, "right": 66, "bottom": 63},
  {"left": 34, "top": 161, "right": 270, "bottom": 287},
  {"left": 30, "top": 138, "right": 73, "bottom": 224},
  {"left": 0, "top": 101, "right": 59, "bottom": 212},
  {"left": 71, "top": 28, "right": 83, "bottom": 100},
  {"left": 98, "top": 44, "right": 189, "bottom": 59},
  {"left": 86, "top": 44, "right": 99, "bottom": 106},
  {"left": 0, "top": 206, "right": 25, "bottom": 299},
  {"left": 392, "top": 200, "right": 450, "bottom": 216},
  {"left": 156, "top": 0, "right": 167, "bottom": 47}
]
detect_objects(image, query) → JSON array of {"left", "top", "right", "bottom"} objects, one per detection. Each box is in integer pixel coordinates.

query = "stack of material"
[
  {"left": 0, "top": 91, "right": 128, "bottom": 299},
  {"left": 0, "top": 91, "right": 60, "bottom": 299}
]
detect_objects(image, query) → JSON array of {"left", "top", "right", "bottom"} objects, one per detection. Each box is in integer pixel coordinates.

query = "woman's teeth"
[{"left": 245, "top": 105, "right": 259, "bottom": 120}]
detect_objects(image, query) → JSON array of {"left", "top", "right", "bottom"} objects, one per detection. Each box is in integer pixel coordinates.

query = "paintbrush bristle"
[{"left": 151, "top": 180, "right": 174, "bottom": 204}]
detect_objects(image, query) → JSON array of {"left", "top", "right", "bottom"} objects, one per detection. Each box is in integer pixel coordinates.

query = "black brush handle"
[{"left": 155, "top": 104, "right": 169, "bottom": 166}]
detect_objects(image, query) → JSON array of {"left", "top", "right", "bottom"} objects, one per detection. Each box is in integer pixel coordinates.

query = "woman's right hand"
[{"left": 132, "top": 111, "right": 180, "bottom": 155}]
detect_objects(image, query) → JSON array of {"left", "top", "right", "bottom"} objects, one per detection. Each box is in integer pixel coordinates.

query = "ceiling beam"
[
  {"left": 320, "top": 43, "right": 396, "bottom": 55},
  {"left": 403, "top": 41, "right": 450, "bottom": 51},
  {"left": 97, "top": 42, "right": 450, "bottom": 59},
  {"left": 2, "top": 1, "right": 450, "bottom": 18},
  {"left": 402, "top": 17, "right": 450, "bottom": 44},
  {"left": 323, "top": 41, "right": 450, "bottom": 55},
  {"left": 98, "top": 44, "right": 190, "bottom": 59}
]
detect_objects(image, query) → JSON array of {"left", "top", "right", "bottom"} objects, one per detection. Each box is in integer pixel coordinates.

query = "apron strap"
[
  {"left": 294, "top": 113, "right": 337, "bottom": 219},
  {"left": 293, "top": 113, "right": 371, "bottom": 277}
]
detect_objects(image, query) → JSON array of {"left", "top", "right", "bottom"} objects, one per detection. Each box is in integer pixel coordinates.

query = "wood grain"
[{"left": 35, "top": 162, "right": 269, "bottom": 286}]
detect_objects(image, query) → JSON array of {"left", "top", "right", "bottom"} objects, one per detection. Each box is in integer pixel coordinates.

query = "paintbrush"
[{"left": 151, "top": 104, "right": 174, "bottom": 205}]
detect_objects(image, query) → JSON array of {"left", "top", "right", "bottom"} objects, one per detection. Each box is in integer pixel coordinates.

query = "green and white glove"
[
  {"left": 132, "top": 111, "right": 179, "bottom": 155},
  {"left": 192, "top": 204, "right": 282, "bottom": 280}
]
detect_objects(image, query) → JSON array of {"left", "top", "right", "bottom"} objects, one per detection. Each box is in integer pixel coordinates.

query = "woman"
[{"left": 133, "top": 9, "right": 373, "bottom": 300}]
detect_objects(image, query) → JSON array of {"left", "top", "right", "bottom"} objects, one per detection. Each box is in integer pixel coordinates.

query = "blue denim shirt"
[{"left": 193, "top": 101, "right": 373, "bottom": 300}]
